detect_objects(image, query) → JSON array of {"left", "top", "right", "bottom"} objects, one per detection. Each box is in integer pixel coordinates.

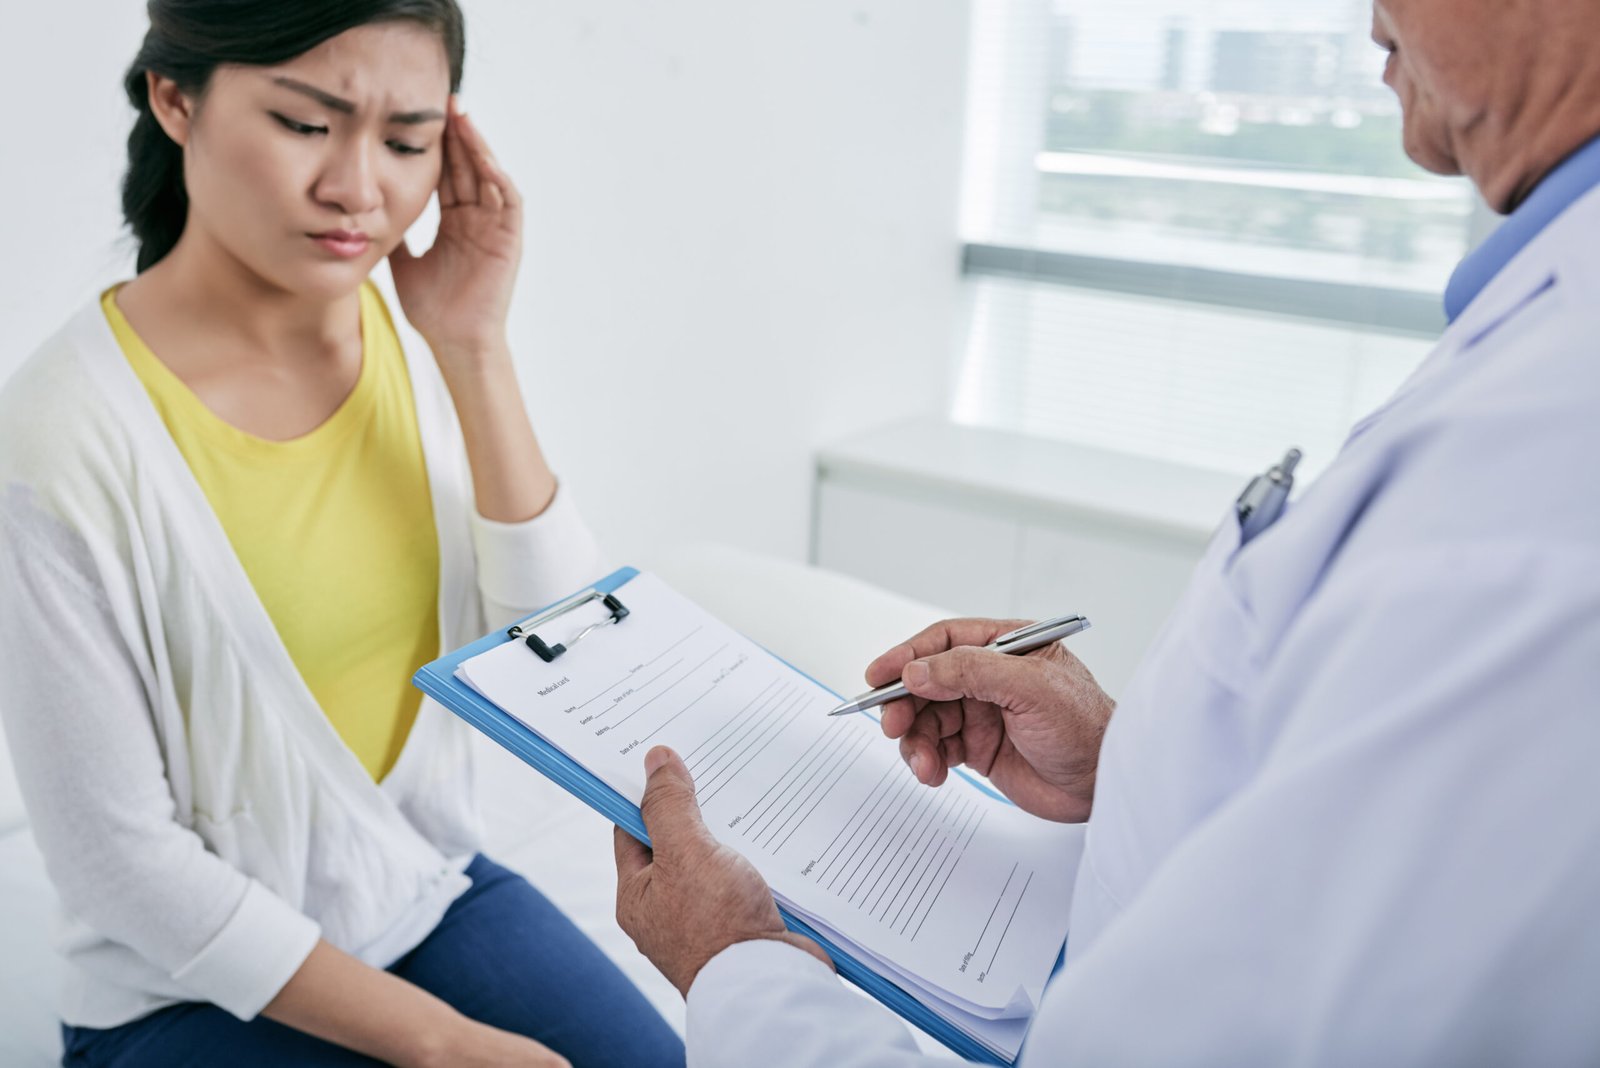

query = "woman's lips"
[{"left": 309, "top": 230, "right": 371, "bottom": 258}]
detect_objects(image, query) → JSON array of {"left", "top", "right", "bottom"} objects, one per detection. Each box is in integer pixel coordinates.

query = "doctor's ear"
[{"left": 144, "top": 70, "right": 199, "bottom": 148}]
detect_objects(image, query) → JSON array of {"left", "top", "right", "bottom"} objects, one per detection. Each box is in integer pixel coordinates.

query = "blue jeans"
[{"left": 61, "top": 855, "right": 684, "bottom": 1067}]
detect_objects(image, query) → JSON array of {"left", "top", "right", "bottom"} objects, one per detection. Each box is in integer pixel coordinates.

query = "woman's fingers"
[
  {"left": 446, "top": 98, "right": 478, "bottom": 206},
  {"left": 456, "top": 108, "right": 522, "bottom": 213},
  {"left": 437, "top": 125, "right": 459, "bottom": 208}
]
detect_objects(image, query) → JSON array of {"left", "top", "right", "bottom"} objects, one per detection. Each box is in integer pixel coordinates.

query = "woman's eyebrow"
[
  {"left": 271, "top": 76, "right": 445, "bottom": 125},
  {"left": 389, "top": 106, "right": 446, "bottom": 126}
]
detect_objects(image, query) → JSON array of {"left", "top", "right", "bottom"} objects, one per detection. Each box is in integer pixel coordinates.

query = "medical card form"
[{"left": 430, "top": 570, "right": 1083, "bottom": 1062}]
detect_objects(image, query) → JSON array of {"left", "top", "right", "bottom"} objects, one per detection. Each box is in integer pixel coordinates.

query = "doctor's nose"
[{"left": 313, "top": 143, "right": 382, "bottom": 218}]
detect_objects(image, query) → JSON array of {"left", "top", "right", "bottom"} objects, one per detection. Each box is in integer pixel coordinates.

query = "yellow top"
[{"left": 103, "top": 283, "right": 440, "bottom": 781}]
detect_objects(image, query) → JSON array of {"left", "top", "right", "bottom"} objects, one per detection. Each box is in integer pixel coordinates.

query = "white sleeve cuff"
[
  {"left": 689, "top": 937, "right": 837, "bottom": 1002},
  {"left": 687, "top": 939, "right": 925, "bottom": 1068},
  {"left": 469, "top": 481, "right": 605, "bottom": 629},
  {"left": 170, "top": 879, "right": 321, "bottom": 1021}
]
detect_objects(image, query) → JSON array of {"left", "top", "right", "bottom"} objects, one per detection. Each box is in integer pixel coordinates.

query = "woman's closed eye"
[
  {"left": 269, "top": 111, "right": 428, "bottom": 156},
  {"left": 270, "top": 111, "right": 327, "bottom": 137}
]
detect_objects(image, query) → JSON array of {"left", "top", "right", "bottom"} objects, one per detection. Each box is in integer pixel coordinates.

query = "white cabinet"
[
  {"left": 812, "top": 419, "right": 1242, "bottom": 696},
  {"left": 813, "top": 480, "right": 1020, "bottom": 619}
]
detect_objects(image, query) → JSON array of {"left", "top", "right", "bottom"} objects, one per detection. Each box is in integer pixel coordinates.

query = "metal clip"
[{"left": 506, "top": 589, "right": 631, "bottom": 663}]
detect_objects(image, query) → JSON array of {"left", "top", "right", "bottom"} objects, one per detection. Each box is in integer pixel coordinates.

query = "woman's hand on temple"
[
  {"left": 390, "top": 96, "right": 522, "bottom": 366},
  {"left": 388, "top": 97, "right": 557, "bottom": 524}
]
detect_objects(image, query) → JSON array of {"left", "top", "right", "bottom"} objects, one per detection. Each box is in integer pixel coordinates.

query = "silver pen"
[
  {"left": 1236, "top": 447, "right": 1302, "bottom": 544},
  {"left": 827, "top": 614, "right": 1093, "bottom": 717}
]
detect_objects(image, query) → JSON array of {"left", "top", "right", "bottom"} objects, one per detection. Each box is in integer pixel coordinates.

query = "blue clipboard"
[{"left": 413, "top": 565, "right": 1029, "bottom": 1064}]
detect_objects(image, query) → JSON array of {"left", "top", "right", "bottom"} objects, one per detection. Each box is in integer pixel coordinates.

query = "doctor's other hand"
[
  {"left": 614, "top": 746, "right": 835, "bottom": 997},
  {"left": 867, "top": 618, "right": 1115, "bottom": 824}
]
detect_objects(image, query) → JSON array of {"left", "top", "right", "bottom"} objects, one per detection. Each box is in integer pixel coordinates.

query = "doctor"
[{"left": 614, "top": 0, "right": 1600, "bottom": 1062}]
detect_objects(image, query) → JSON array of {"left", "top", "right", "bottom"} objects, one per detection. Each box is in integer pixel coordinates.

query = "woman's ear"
[{"left": 145, "top": 70, "right": 195, "bottom": 147}]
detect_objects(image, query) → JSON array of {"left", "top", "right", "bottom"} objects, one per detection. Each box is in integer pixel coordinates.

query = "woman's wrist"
[
  {"left": 398, "top": 1000, "right": 495, "bottom": 1068},
  {"left": 426, "top": 338, "right": 560, "bottom": 523},
  {"left": 263, "top": 940, "right": 477, "bottom": 1068},
  {"left": 427, "top": 333, "right": 512, "bottom": 376}
]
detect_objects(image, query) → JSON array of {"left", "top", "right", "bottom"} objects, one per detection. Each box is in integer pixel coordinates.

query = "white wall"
[
  {"left": 0, "top": 0, "right": 971, "bottom": 565},
  {"left": 1, "top": 4, "right": 149, "bottom": 364}
]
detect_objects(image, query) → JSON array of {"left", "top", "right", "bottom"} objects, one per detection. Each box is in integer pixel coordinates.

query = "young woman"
[{"left": 0, "top": 2, "right": 682, "bottom": 1065}]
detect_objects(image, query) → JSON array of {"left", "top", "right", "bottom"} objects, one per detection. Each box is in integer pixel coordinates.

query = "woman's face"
[{"left": 157, "top": 22, "right": 451, "bottom": 299}]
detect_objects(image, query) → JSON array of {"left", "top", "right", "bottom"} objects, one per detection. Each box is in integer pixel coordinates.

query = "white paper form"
[{"left": 457, "top": 573, "right": 1082, "bottom": 1052}]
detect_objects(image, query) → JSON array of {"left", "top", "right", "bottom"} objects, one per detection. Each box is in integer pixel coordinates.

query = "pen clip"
[{"left": 994, "top": 614, "right": 1084, "bottom": 649}]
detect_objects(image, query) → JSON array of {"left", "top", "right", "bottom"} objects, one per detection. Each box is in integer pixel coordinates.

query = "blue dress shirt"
[{"left": 1444, "top": 132, "right": 1600, "bottom": 322}]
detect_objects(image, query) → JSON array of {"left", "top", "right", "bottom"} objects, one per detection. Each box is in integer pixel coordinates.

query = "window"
[{"left": 954, "top": 0, "right": 1480, "bottom": 478}]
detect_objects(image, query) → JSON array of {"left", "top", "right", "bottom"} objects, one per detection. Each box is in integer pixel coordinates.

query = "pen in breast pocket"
[
  {"left": 826, "top": 614, "right": 1092, "bottom": 717},
  {"left": 1236, "top": 447, "right": 1301, "bottom": 544}
]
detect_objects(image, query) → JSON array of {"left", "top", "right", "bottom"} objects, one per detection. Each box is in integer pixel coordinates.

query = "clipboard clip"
[{"left": 506, "top": 588, "right": 631, "bottom": 663}]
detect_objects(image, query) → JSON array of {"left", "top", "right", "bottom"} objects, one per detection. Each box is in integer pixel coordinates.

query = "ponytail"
[{"left": 121, "top": 69, "right": 189, "bottom": 274}]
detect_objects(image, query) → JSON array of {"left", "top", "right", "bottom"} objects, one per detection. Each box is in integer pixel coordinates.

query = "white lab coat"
[{"left": 684, "top": 188, "right": 1600, "bottom": 1065}]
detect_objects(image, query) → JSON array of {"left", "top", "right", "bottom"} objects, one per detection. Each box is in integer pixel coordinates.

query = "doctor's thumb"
[
  {"left": 639, "top": 746, "right": 707, "bottom": 851},
  {"left": 904, "top": 646, "right": 1052, "bottom": 709}
]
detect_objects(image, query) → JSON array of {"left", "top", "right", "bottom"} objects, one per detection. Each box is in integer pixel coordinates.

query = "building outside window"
[{"left": 955, "top": 0, "right": 1481, "bottom": 478}]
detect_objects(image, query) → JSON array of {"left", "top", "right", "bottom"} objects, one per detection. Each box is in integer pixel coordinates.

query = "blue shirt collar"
[{"left": 1444, "top": 132, "right": 1600, "bottom": 323}]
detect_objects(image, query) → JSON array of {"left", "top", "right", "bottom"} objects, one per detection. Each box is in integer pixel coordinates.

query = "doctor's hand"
[
  {"left": 868, "top": 618, "right": 1115, "bottom": 823},
  {"left": 614, "top": 746, "right": 835, "bottom": 997}
]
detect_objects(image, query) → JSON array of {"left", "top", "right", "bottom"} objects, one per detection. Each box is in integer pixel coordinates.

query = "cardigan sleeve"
[
  {"left": 0, "top": 500, "right": 320, "bottom": 1021},
  {"left": 469, "top": 481, "right": 606, "bottom": 632}
]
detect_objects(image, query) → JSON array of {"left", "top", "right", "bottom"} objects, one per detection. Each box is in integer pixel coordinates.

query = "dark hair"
[{"left": 122, "top": 0, "right": 465, "bottom": 273}]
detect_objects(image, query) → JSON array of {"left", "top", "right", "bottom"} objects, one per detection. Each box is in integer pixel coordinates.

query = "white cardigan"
[{"left": 0, "top": 275, "right": 603, "bottom": 1029}]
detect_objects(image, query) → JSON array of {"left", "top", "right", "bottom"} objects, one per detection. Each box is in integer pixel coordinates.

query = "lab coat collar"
[
  {"left": 1443, "top": 179, "right": 1600, "bottom": 348},
  {"left": 1444, "top": 131, "right": 1600, "bottom": 323},
  {"left": 1345, "top": 181, "right": 1599, "bottom": 447}
]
